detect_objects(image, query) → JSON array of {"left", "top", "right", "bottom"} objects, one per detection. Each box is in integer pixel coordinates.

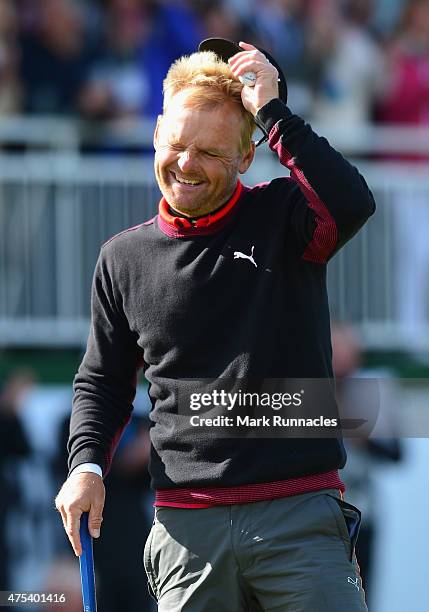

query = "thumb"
[{"left": 88, "top": 503, "right": 104, "bottom": 539}]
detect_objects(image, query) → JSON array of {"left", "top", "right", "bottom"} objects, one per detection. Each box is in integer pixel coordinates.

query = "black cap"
[{"left": 198, "top": 38, "right": 287, "bottom": 146}]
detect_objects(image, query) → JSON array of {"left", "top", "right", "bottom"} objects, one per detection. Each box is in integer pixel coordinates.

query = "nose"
[{"left": 177, "top": 149, "right": 198, "bottom": 173}]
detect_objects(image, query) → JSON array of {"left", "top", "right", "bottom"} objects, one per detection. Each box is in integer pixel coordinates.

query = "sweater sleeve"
[
  {"left": 255, "top": 99, "right": 376, "bottom": 262},
  {"left": 68, "top": 247, "right": 143, "bottom": 477}
]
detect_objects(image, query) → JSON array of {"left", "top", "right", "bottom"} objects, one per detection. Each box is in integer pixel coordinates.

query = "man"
[{"left": 55, "top": 41, "right": 375, "bottom": 610}]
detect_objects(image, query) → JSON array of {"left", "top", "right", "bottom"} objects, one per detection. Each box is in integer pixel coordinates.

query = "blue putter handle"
[{"left": 79, "top": 512, "right": 97, "bottom": 612}]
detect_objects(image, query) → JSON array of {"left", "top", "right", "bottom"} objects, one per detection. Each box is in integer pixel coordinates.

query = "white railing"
[
  {"left": 1, "top": 118, "right": 429, "bottom": 349},
  {"left": 3, "top": 114, "right": 429, "bottom": 154}
]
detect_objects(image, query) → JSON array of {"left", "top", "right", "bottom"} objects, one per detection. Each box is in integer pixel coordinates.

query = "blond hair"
[{"left": 162, "top": 51, "right": 256, "bottom": 155}]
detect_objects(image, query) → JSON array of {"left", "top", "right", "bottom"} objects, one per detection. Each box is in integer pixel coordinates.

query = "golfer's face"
[{"left": 154, "top": 91, "right": 251, "bottom": 216}]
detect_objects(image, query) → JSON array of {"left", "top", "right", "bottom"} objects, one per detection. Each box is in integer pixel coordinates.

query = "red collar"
[{"left": 158, "top": 180, "right": 243, "bottom": 238}]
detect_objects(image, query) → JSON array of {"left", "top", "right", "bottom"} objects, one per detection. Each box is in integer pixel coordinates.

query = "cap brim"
[{"left": 199, "top": 38, "right": 242, "bottom": 63}]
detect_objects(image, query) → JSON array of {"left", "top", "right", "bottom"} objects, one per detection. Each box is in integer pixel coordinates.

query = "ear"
[
  {"left": 238, "top": 141, "right": 256, "bottom": 174},
  {"left": 153, "top": 115, "right": 163, "bottom": 150}
]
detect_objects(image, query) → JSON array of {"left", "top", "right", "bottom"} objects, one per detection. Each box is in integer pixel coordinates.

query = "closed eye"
[{"left": 167, "top": 145, "right": 225, "bottom": 159}]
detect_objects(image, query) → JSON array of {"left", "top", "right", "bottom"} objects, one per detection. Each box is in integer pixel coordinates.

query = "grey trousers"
[{"left": 143, "top": 488, "right": 368, "bottom": 611}]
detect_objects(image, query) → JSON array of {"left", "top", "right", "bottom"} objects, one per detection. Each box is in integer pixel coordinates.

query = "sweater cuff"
[
  {"left": 69, "top": 462, "right": 103, "bottom": 478},
  {"left": 255, "top": 99, "right": 293, "bottom": 137}
]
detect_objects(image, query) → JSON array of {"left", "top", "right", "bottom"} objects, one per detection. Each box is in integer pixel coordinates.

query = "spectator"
[
  {"left": 79, "top": 0, "right": 152, "bottom": 121},
  {"left": 371, "top": 0, "right": 407, "bottom": 37},
  {"left": 197, "top": 0, "right": 250, "bottom": 44},
  {"left": 19, "top": 0, "right": 95, "bottom": 115},
  {"left": 243, "top": 0, "right": 312, "bottom": 116},
  {"left": 309, "top": 0, "right": 385, "bottom": 125},
  {"left": 245, "top": 0, "right": 307, "bottom": 78},
  {"left": 376, "top": 0, "right": 429, "bottom": 128},
  {"left": 137, "top": 0, "right": 203, "bottom": 117},
  {"left": 375, "top": 0, "right": 429, "bottom": 344},
  {"left": 0, "top": 371, "right": 32, "bottom": 603},
  {"left": 80, "top": 0, "right": 203, "bottom": 121},
  {"left": 0, "top": 0, "right": 21, "bottom": 114}
]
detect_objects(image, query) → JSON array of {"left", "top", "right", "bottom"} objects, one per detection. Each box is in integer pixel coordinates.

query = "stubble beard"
[{"left": 170, "top": 170, "right": 239, "bottom": 218}]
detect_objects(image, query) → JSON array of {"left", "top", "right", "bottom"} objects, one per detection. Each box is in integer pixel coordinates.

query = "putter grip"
[{"left": 79, "top": 513, "right": 97, "bottom": 612}]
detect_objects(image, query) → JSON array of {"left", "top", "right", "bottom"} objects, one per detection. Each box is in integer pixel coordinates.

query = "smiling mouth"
[{"left": 171, "top": 171, "right": 204, "bottom": 186}]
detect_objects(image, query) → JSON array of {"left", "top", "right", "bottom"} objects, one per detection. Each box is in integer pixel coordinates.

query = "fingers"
[
  {"left": 53, "top": 493, "right": 83, "bottom": 556},
  {"left": 230, "top": 58, "right": 277, "bottom": 81},
  {"left": 227, "top": 42, "right": 280, "bottom": 115},
  {"left": 55, "top": 473, "right": 105, "bottom": 557},
  {"left": 58, "top": 506, "right": 68, "bottom": 533},
  {"left": 229, "top": 50, "right": 265, "bottom": 71},
  {"left": 65, "top": 509, "right": 83, "bottom": 557},
  {"left": 239, "top": 41, "right": 257, "bottom": 51},
  {"left": 228, "top": 50, "right": 277, "bottom": 83},
  {"left": 54, "top": 492, "right": 83, "bottom": 556},
  {"left": 229, "top": 43, "right": 266, "bottom": 65},
  {"left": 88, "top": 501, "right": 104, "bottom": 539}
]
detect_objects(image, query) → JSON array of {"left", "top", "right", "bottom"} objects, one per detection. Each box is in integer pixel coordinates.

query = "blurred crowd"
[
  {"left": 0, "top": 370, "right": 155, "bottom": 612},
  {"left": 0, "top": 0, "right": 428, "bottom": 127}
]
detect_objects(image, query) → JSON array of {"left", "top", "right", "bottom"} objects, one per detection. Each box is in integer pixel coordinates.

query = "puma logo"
[
  {"left": 233, "top": 245, "right": 257, "bottom": 268},
  {"left": 347, "top": 576, "right": 360, "bottom": 591}
]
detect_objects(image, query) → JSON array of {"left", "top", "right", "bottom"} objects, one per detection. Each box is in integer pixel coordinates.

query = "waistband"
[{"left": 155, "top": 470, "right": 345, "bottom": 508}]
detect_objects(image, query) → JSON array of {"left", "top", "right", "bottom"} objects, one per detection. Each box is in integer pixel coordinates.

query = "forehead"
[{"left": 161, "top": 90, "right": 243, "bottom": 152}]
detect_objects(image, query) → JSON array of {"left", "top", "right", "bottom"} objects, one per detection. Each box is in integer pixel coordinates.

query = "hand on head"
[{"left": 227, "top": 42, "right": 279, "bottom": 116}]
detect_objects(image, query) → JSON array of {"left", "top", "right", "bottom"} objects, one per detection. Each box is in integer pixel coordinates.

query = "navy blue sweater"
[{"left": 68, "top": 99, "right": 376, "bottom": 490}]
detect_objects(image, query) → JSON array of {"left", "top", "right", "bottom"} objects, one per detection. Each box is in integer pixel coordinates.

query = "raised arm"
[
  {"left": 228, "top": 41, "right": 376, "bottom": 263},
  {"left": 256, "top": 99, "right": 376, "bottom": 262}
]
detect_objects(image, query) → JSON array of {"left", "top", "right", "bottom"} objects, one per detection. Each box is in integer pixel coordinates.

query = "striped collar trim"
[{"left": 158, "top": 180, "right": 243, "bottom": 237}]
